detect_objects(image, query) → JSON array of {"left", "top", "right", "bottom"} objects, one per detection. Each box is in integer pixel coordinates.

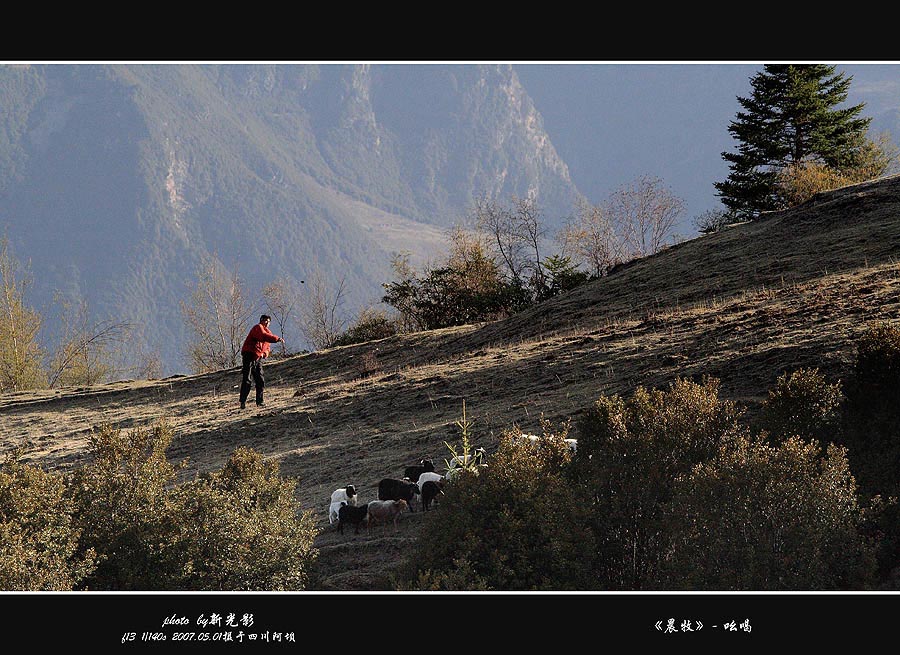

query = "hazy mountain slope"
[
  {"left": 0, "top": 63, "right": 579, "bottom": 374},
  {"left": 3, "top": 174, "right": 900, "bottom": 589},
  {"left": 370, "top": 65, "right": 576, "bottom": 221}
]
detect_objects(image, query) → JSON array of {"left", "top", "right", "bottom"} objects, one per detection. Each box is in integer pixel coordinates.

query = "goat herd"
[
  {"left": 326, "top": 450, "right": 489, "bottom": 536},
  {"left": 326, "top": 436, "right": 577, "bottom": 537},
  {"left": 327, "top": 459, "right": 443, "bottom": 536}
]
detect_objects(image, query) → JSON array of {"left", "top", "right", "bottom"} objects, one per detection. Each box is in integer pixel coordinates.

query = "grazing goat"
[
  {"left": 416, "top": 470, "right": 444, "bottom": 491},
  {"left": 403, "top": 458, "right": 435, "bottom": 482},
  {"left": 421, "top": 479, "right": 444, "bottom": 511},
  {"left": 367, "top": 499, "right": 408, "bottom": 531},
  {"left": 328, "top": 485, "right": 358, "bottom": 524},
  {"left": 378, "top": 478, "right": 420, "bottom": 512},
  {"left": 338, "top": 503, "right": 370, "bottom": 535}
]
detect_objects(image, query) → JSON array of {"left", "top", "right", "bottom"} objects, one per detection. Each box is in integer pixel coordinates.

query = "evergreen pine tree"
[{"left": 715, "top": 64, "right": 871, "bottom": 218}]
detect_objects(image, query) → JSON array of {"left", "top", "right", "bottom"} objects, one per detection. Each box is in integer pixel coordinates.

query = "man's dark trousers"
[{"left": 239, "top": 351, "right": 265, "bottom": 406}]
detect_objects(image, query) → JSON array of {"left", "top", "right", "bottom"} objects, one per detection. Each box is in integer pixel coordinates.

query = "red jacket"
[{"left": 241, "top": 323, "right": 280, "bottom": 358}]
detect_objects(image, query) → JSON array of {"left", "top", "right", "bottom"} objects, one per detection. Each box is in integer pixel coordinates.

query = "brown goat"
[{"left": 366, "top": 499, "right": 408, "bottom": 532}]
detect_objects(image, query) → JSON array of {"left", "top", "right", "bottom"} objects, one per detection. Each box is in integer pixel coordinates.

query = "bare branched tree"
[
  {"left": 129, "top": 345, "right": 163, "bottom": 380},
  {"left": 261, "top": 277, "right": 300, "bottom": 357},
  {"left": 47, "top": 295, "right": 132, "bottom": 388},
  {"left": 181, "top": 255, "right": 253, "bottom": 373},
  {"left": 558, "top": 198, "right": 627, "bottom": 277},
  {"left": 0, "top": 237, "right": 45, "bottom": 391},
  {"left": 299, "top": 270, "right": 347, "bottom": 350},
  {"left": 472, "top": 193, "right": 550, "bottom": 295},
  {"left": 472, "top": 195, "right": 527, "bottom": 286},
  {"left": 512, "top": 195, "right": 548, "bottom": 293},
  {"left": 607, "top": 175, "right": 685, "bottom": 258}
]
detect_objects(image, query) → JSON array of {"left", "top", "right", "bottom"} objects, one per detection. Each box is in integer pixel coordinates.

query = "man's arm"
[{"left": 257, "top": 325, "right": 282, "bottom": 343}]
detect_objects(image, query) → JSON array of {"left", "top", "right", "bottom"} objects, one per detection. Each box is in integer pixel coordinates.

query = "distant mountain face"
[{"left": 0, "top": 63, "right": 580, "bottom": 374}]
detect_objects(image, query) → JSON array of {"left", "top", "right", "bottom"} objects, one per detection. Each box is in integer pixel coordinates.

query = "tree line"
[{"left": 382, "top": 175, "right": 685, "bottom": 333}]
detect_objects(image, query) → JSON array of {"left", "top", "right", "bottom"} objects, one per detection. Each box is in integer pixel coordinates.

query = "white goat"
[
  {"left": 416, "top": 470, "right": 444, "bottom": 492},
  {"left": 328, "top": 485, "right": 359, "bottom": 524}
]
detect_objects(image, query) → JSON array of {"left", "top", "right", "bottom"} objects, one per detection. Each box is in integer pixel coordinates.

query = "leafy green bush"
[
  {"left": 661, "top": 436, "right": 878, "bottom": 590},
  {"left": 570, "top": 377, "right": 747, "bottom": 589},
  {"left": 0, "top": 453, "right": 96, "bottom": 590},
  {"left": 540, "top": 254, "right": 591, "bottom": 299},
  {"left": 382, "top": 239, "right": 524, "bottom": 331},
  {"left": 401, "top": 423, "right": 594, "bottom": 590},
  {"left": 759, "top": 368, "right": 843, "bottom": 443}
]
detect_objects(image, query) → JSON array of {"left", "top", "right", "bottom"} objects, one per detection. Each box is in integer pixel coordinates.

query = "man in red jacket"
[{"left": 239, "top": 314, "right": 284, "bottom": 409}]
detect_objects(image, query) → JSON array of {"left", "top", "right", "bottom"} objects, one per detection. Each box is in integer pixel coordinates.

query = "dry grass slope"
[{"left": 3, "top": 174, "right": 900, "bottom": 590}]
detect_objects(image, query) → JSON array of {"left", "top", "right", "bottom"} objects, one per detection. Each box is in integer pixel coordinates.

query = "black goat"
[
  {"left": 421, "top": 479, "right": 444, "bottom": 511},
  {"left": 378, "top": 477, "right": 420, "bottom": 512},
  {"left": 403, "top": 458, "right": 435, "bottom": 483},
  {"left": 338, "top": 503, "right": 370, "bottom": 534}
]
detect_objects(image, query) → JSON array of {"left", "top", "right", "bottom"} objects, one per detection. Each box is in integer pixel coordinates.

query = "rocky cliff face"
[
  {"left": 0, "top": 63, "right": 580, "bottom": 374},
  {"left": 368, "top": 64, "right": 576, "bottom": 221}
]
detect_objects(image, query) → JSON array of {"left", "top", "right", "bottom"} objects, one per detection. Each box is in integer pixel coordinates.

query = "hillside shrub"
[
  {"left": 841, "top": 322, "right": 900, "bottom": 495},
  {"left": 661, "top": 436, "right": 878, "bottom": 590},
  {"left": 759, "top": 368, "right": 843, "bottom": 443},
  {"left": 394, "top": 262, "right": 514, "bottom": 330},
  {"left": 71, "top": 423, "right": 317, "bottom": 591},
  {"left": 540, "top": 254, "right": 591, "bottom": 299},
  {"left": 382, "top": 242, "right": 523, "bottom": 331},
  {"left": 401, "top": 423, "right": 594, "bottom": 590},
  {"left": 331, "top": 307, "right": 400, "bottom": 347},
  {"left": 0, "top": 453, "right": 96, "bottom": 590},
  {"left": 399, "top": 557, "right": 491, "bottom": 591},
  {"left": 693, "top": 208, "right": 736, "bottom": 234},
  {"left": 776, "top": 136, "right": 898, "bottom": 208},
  {"left": 170, "top": 448, "right": 318, "bottom": 591},
  {"left": 0, "top": 237, "right": 47, "bottom": 392},
  {"left": 569, "top": 377, "right": 747, "bottom": 589},
  {"left": 840, "top": 323, "right": 900, "bottom": 580},
  {"left": 776, "top": 161, "right": 855, "bottom": 207},
  {"left": 845, "top": 322, "right": 900, "bottom": 419},
  {"left": 71, "top": 423, "right": 184, "bottom": 590}
]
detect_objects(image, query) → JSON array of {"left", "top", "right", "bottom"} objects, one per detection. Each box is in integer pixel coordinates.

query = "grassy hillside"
[{"left": 3, "top": 174, "right": 900, "bottom": 589}]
